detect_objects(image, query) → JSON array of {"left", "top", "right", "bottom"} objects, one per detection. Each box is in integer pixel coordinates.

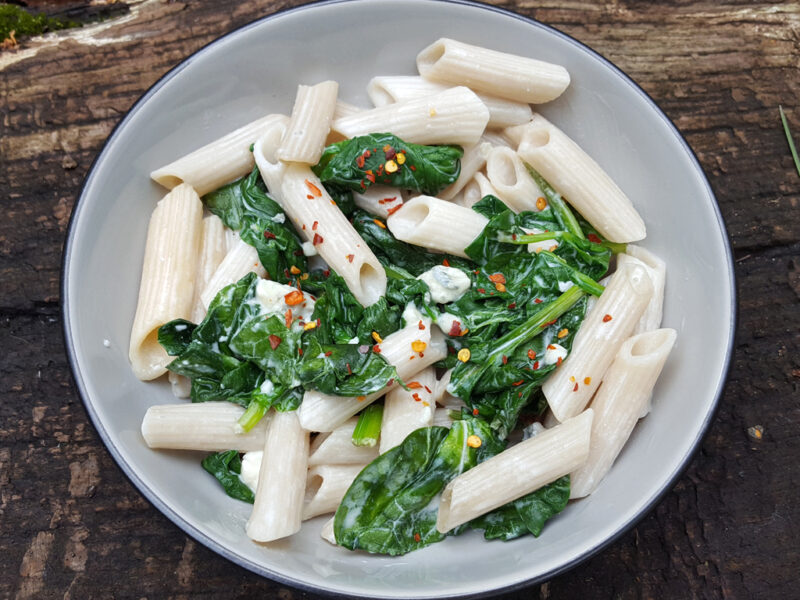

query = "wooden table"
[{"left": 2, "top": 1, "right": 798, "bottom": 597}]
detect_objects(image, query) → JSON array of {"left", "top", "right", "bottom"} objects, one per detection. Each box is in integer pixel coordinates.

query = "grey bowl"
[{"left": 62, "top": 0, "right": 735, "bottom": 597}]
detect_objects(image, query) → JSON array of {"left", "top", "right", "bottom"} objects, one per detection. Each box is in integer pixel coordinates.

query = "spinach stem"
[
  {"left": 352, "top": 403, "right": 384, "bottom": 447},
  {"left": 525, "top": 165, "right": 585, "bottom": 239},
  {"left": 238, "top": 398, "right": 268, "bottom": 432}
]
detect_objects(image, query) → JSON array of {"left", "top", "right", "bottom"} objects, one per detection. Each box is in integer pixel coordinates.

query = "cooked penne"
[
  {"left": 439, "top": 142, "right": 491, "bottom": 200},
  {"left": 517, "top": 114, "right": 646, "bottom": 243},
  {"left": 129, "top": 184, "right": 203, "bottom": 380},
  {"left": 303, "top": 464, "right": 365, "bottom": 520},
  {"left": 367, "top": 76, "right": 532, "bottom": 129},
  {"left": 254, "top": 121, "right": 387, "bottom": 306},
  {"left": 277, "top": 81, "right": 339, "bottom": 165},
  {"left": 246, "top": 410, "right": 309, "bottom": 542},
  {"left": 570, "top": 329, "right": 677, "bottom": 498},
  {"left": 386, "top": 195, "right": 488, "bottom": 257},
  {"left": 320, "top": 517, "right": 337, "bottom": 545},
  {"left": 617, "top": 246, "right": 666, "bottom": 335},
  {"left": 297, "top": 326, "right": 447, "bottom": 432},
  {"left": 436, "top": 409, "right": 593, "bottom": 533},
  {"left": 485, "top": 146, "right": 545, "bottom": 213},
  {"left": 416, "top": 38, "right": 570, "bottom": 104},
  {"left": 308, "top": 418, "right": 379, "bottom": 466},
  {"left": 199, "top": 237, "right": 266, "bottom": 310},
  {"left": 352, "top": 185, "right": 405, "bottom": 219},
  {"left": 380, "top": 366, "right": 437, "bottom": 453},
  {"left": 332, "top": 87, "right": 490, "bottom": 146},
  {"left": 141, "top": 402, "right": 267, "bottom": 452},
  {"left": 191, "top": 214, "right": 228, "bottom": 323},
  {"left": 542, "top": 263, "right": 654, "bottom": 422},
  {"left": 151, "top": 114, "right": 288, "bottom": 196}
]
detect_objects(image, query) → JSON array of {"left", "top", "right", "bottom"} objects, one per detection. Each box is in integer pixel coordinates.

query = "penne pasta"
[
  {"left": 485, "top": 146, "right": 545, "bottom": 213},
  {"left": 436, "top": 409, "right": 593, "bottom": 533},
  {"left": 517, "top": 114, "right": 646, "bottom": 243},
  {"left": 386, "top": 195, "right": 488, "bottom": 257},
  {"left": 277, "top": 81, "right": 339, "bottom": 165},
  {"left": 308, "top": 418, "right": 379, "bottom": 466},
  {"left": 191, "top": 214, "right": 228, "bottom": 323},
  {"left": 303, "top": 464, "right": 365, "bottom": 520},
  {"left": 380, "top": 366, "right": 437, "bottom": 453},
  {"left": 141, "top": 402, "right": 267, "bottom": 452},
  {"left": 367, "top": 75, "right": 532, "bottom": 129},
  {"left": 246, "top": 410, "right": 309, "bottom": 542},
  {"left": 332, "top": 86, "right": 490, "bottom": 146},
  {"left": 617, "top": 246, "right": 666, "bottom": 335},
  {"left": 416, "top": 38, "right": 570, "bottom": 104},
  {"left": 129, "top": 184, "right": 203, "bottom": 380},
  {"left": 542, "top": 263, "right": 654, "bottom": 422},
  {"left": 439, "top": 142, "right": 492, "bottom": 200},
  {"left": 570, "top": 329, "right": 677, "bottom": 498},
  {"left": 150, "top": 114, "right": 288, "bottom": 196},
  {"left": 297, "top": 326, "right": 447, "bottom": 432},
  {"left": 352, "top": 185, "right": 405, "bottom": 219},
  {"left": 199, "top": 237, "right": 266, "bottom": 310}
]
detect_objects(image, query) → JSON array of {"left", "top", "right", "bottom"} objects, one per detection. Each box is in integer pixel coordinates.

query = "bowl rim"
[{"left": 61, "top": 0, "right": 737, "bottom": 597}]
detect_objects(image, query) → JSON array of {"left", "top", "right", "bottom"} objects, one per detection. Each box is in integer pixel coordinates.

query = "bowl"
[{"left": 62, "top": 0, "right": 735, "bottom": 597}]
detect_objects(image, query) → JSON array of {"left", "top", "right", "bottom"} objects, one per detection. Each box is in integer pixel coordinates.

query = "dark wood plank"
[{"left": 1, "top": 1, "right": 799, "bottom": 598}]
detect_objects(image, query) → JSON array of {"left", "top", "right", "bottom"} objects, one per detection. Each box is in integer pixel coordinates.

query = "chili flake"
[
  {"left": 284, "top": 290, "right": 304, "bottom": 306},
  {"left": 408, "top": 381, "right": 423, "bottom": 389},
  {"left": 557, "top": 328, "right": 569, "bottom": 339},
  {"left": 472, "top": 408, "right": 479, "bottom": 416},
  {"left": 312, "top": 233, "right": 324, "bottom": 245},
  {"left": 356, "top": 154, "right": 366, "bottom": 168},
  {"left": 346, "top": 363, "right": 353, "bottom": 375},
  {"left": 587, "top": 233, "right": 603, "bottom": 244},
  {"left": 533, "top": 361, "right": 540, "bottom": 370},
  {"left": 457, "top": 348, "right": 471, "bottom": 362},
  {"left": 508, "top": 302, "right": 517, "bottom": 309},
  {"left": 442, "top": 258, "right": 450, "bottom": 267},
  {"left": 373, "top": 219, "right": 387, "bottom": 229},
  {"left": 477, "top": 288, "right": 486, "bottom": 294},
  {"left": 371, "top": 331, "right": 383, "bottom": 344},
  {"left": 414, "top": 533, "right": 421, "bottom": 543},
  {"left": 386, "top": 204, "right": 403, "bottom": 216},
  {"left": 357, "top": 395, "right": 366, "bottom": 402},
  {"left": 263, "top": 230, "right": 276, "bottom": 239},
  {"left": 495, "top": 283, "right": 506, "bottom": 293},
  {"left": 418, "top": 320, "right": 426, "bottom": 330},
  {"left": 603, "top": 314, "right": 613, "bottom": 322},
  {"left": 502, "top": 355, "right": 508, "bottom": 365},
  {"left": 534, "top": 298, "right": 543, "bottom": 304},
  {"left": 536, "top": 196, "right": 547, "bottom": 211},
  {"left": 527, "top": 349, "right": 537, "bottom": 360},
  {"left": 298, "top": 348, "right": 303, "bottom": 356},
  {"left": 285, "top": 308, "right": 293, "bottom": 329},
  {"left": 365, "top": 172, "right": 376, "bottom": 184},
  {"left": 346, "top": 254, "right": 354, "bottom": 263},
  {"left": 305, "top": 179, "right": 322, "bottom": 197},
  {"left": 448, "top": 320, "right": 462, "bottom": 337},
  {"left": 488, "top": 273, "right": 506, "bottom": 285},
  {"left": 541, "top": 319, "right": 558, "bottom": 328},
  {"left": 556, "top": 356, "right": 563, "bottom": 367},
  {"left": 324, "top": 351, "right": 333, "bottom": 357},
  {"left": 268, "top": 335, "right": 281, "bottom": 350},
  {"left": 411, "top": 340, "right": 427, "bottom": 353},
  {"left": 466, "top": 435, "right": 482, "bottom": 448},
  {"left": 584, "top": 377, "right": 592, "bottom": 385},
  {"left": 412, "top": 392, "right": 422, "bottom": 402},
  {"left": 290, "top": 265, "right": 301, "bottom": 275},
  {"left": 373, "top": 344, "right": 382, "bottom": 353},
  {"left": 424, "top": 385, "right": 432, "bottom": 394},
  {"left": 379, "top": 196, "right": 398, "bottom": 204},
  {"left": 572, "top": 382, "right": 579, "bottom": 392},
  {"left": 512, "top": 380, "right": 524, "bottom": 386},
  {"left": 312, "top": 221, "right": 319, "bottom": 231}
]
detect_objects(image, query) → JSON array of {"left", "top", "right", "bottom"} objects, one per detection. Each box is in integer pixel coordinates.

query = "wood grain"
[{"left": 1, "top": 1, "right": 799, "bottom": 598}]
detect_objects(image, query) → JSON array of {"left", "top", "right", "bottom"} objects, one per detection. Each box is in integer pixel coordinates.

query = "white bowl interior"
[{"left": 63, "top": 1, "right": 734, "bottom": 597}]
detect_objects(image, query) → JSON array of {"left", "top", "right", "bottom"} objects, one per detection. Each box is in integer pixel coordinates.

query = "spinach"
[
  {"left": 201, "top": 450, "right": 254, "bottom": 504},
  {"left": 202, "top": 168, "right": 306, "bottom": 283},
  {"left": 334, "top": 418, "right": 501, "bottom": 555},
  {"left": 468, "top": 476, "right": 570, "bottom": 541},
  {"left": 313, "top": 133, "right": 463, "bottom": 196}
]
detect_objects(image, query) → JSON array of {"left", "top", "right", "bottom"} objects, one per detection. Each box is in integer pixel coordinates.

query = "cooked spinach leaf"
[
  {"left": 201, "top": 450, "right": 254, "bottom": 504},
  {"left": 313, "top": 133, "right": 463, "bottom": 196}
]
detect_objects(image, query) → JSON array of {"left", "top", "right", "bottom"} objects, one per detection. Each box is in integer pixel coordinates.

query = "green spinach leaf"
[{"left": 201, "top": 450, "right": 255, "bottom": 504}]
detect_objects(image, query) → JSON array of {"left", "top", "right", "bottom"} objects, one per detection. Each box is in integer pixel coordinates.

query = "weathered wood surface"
[{"left": 1, "top": 0, "right": 799, "bottom": 598}]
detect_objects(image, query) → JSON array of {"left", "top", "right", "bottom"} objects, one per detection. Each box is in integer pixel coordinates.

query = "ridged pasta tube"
[
  {"left": 380, "top": 366, "right": 437, "bottom": 453},
  {"left": 303, "top": 465, "right": 365, "bottom": 520},
  {"left": 485, "top": 146, "right": 545, "bottom": 213}
]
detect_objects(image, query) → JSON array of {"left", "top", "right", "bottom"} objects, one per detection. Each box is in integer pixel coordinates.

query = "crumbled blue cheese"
[
  {"left": 301, "top": 241, "right": 318, "bottom": 257},
  {"left": 522, "top": 421, "right": 547, "bottom": 440},
  {"left": 239, "top": 451, "right": 263, "bottom": 493},
  {"left": 435, "top": 311, "right": 461, "bottom": 336},
  {"left": 543, "top": 342, "right": 568, "bottom": 365},
  {"left": 417, "top": 265, "right": 471, "bottom": 304},
  {"left": 271, "top": 213, "right": 286, "bottom": 224},
  {"left": 402, "top": 302, "right": 426, "bottom": 327}
]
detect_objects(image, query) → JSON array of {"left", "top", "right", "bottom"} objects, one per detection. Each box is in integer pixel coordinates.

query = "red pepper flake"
[
  {"left": 384, "top": 146, "right": 397, "bottom": 160},
  {"left": 298, "top": 348, "right": 304, "bottom": 356},
  {"left": 512, "top": 380, "right": 524, "bottom": 387},
  {"left": 418, "top": 320, "right": 426, "bottom": 330},
  {"left": 365, "top": 172, "right": 376, "bottom": 184},
  {"left": 424, "top": 385, "right": 432, "bottom": 394},
  {"left": 387, "top": 379, "right": 394, "bottom": 387},
  {"left": 442, "top": 258, "right": 450, "bottom": 267},
  {"left": 373, "top": 344, "right": 382, "bottom": 353},
  {"left": 356, "top": 154, "right": 366, "bottom": 168},
  {"left": 346, "top": 253, "right": 354, "bottom": 263},
  {"left": 312, "top": 221, "right": 319, "bottom": 231},
  {"left": 284, "top": 290, "right": 304, "bottom": 306},
  {"left": 324, "top": 351, "right": 333, "bottom": 357},
  {"left": 533, "top": 361, "right": 540, "bottom": 370},
  {"left": 409, "top": 165, "right": 416, "bottom": 171},
  {"left": 572, "top": 382, "right": 579, "bottom": 392},
  {"left": 346, "top": 363, "right": 353, "bottom": 375},
  {"left": 373, "top": 219, "right": 387, "bottom": 229},
  {"left": 473, "top": 270, "right": 480, "bottom": 275},
  {"left": 306, "top": 194, "right": 314, "bottom": 200},
  {"left": 364, "top": 149, "right": 372, "bottom": 158},
  {"left": 541, "top": 318, "right": 558, "bottom": 328},
  {"left": 502, "top": 355, "right": 508, "bottom": 365},
  {"left": 379, "top": 196, "right": 398, "bottom": 204},
  {"left": 534, "top": 298, "right": 543, "bottom": 304},
  {"left": 386, "top": 203, "right": 403, "bottom": 216},
  {"left": 323, "top": 269, "right": 331, "bottom": 277},
  {"left": 584, "top": 376, "right": 592, "bottom": 385},
  {"left": 412, "top": 392, "right": 422, "bottom": 402},
  {"left": 409, "top": 355, "right": 416, "bottom": 360},
  {"left": 448, "top": 320, "right": 462, "bottom": 337},
  {"left": 312, "top": 233, "right": 324, "bottom": 245},
  {"left": 557, "top": 356, "right": 563, "bottom": 367},
  {"left": 360, "top": 179, "right": 366, "bottom": 189},
  {"left": 316, "top": 318, "right": 321, "bottom": 328},
  {"left": 518, "top": 391, "right": 523, "bottom": 398},
  {"left": 408, "top": 381, "right": 423, "bottom": 389},
  {"left": 527, "top": 349, "right": 537, "bottom": 360},
  {"left": 285, "top": 309, "right": 292, "bottom": 329},
  {"left": 268, "top": 335, "right": 281, "bottom": 350},
  {"left": 547, "top": 344, "right": 556, "bottom": 350},
  {"left": 603, "top": 314, "right": 613, "bottom": 322},
  {"left": 472, "top": 408, "right": 479, "bottom": 416},
  {"left": 305, "top": 179, "right": 322, "bottom": 197},
  {"left": 587, "top": 233, "right": 603, "bottom": 244},
  {"left": 508, "top": 302, "right": 517, "bottom": 309},
  {"left": 263, "top": 230, "right": 276, "bottom": 240},
  {"left": 488, "top": 273, "right": 506, "bottom": 285},
  {"left": 414, "top": 533, "right": 421, "bottom": 543},
  {"left": 302, "top": 224, "right": 306, "bottom": 230},
  {"left": 511, "top": 233, "right": 517, "bottom": 241},
  {"left": 477, "top": 288, "right": 486, "bottom": 294}
]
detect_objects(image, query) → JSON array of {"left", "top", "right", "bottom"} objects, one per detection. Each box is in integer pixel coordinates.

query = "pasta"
[{"left": 132, "top": 38, "right": 674, "bottom": 555}]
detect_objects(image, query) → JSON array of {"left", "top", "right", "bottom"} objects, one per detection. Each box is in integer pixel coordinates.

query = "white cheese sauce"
[
  {"left": 239, "top": 451, "right": 263, "bottom": 493},
  {"left": 417, "top": 265, "right": 471, "bottom": 304}
]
